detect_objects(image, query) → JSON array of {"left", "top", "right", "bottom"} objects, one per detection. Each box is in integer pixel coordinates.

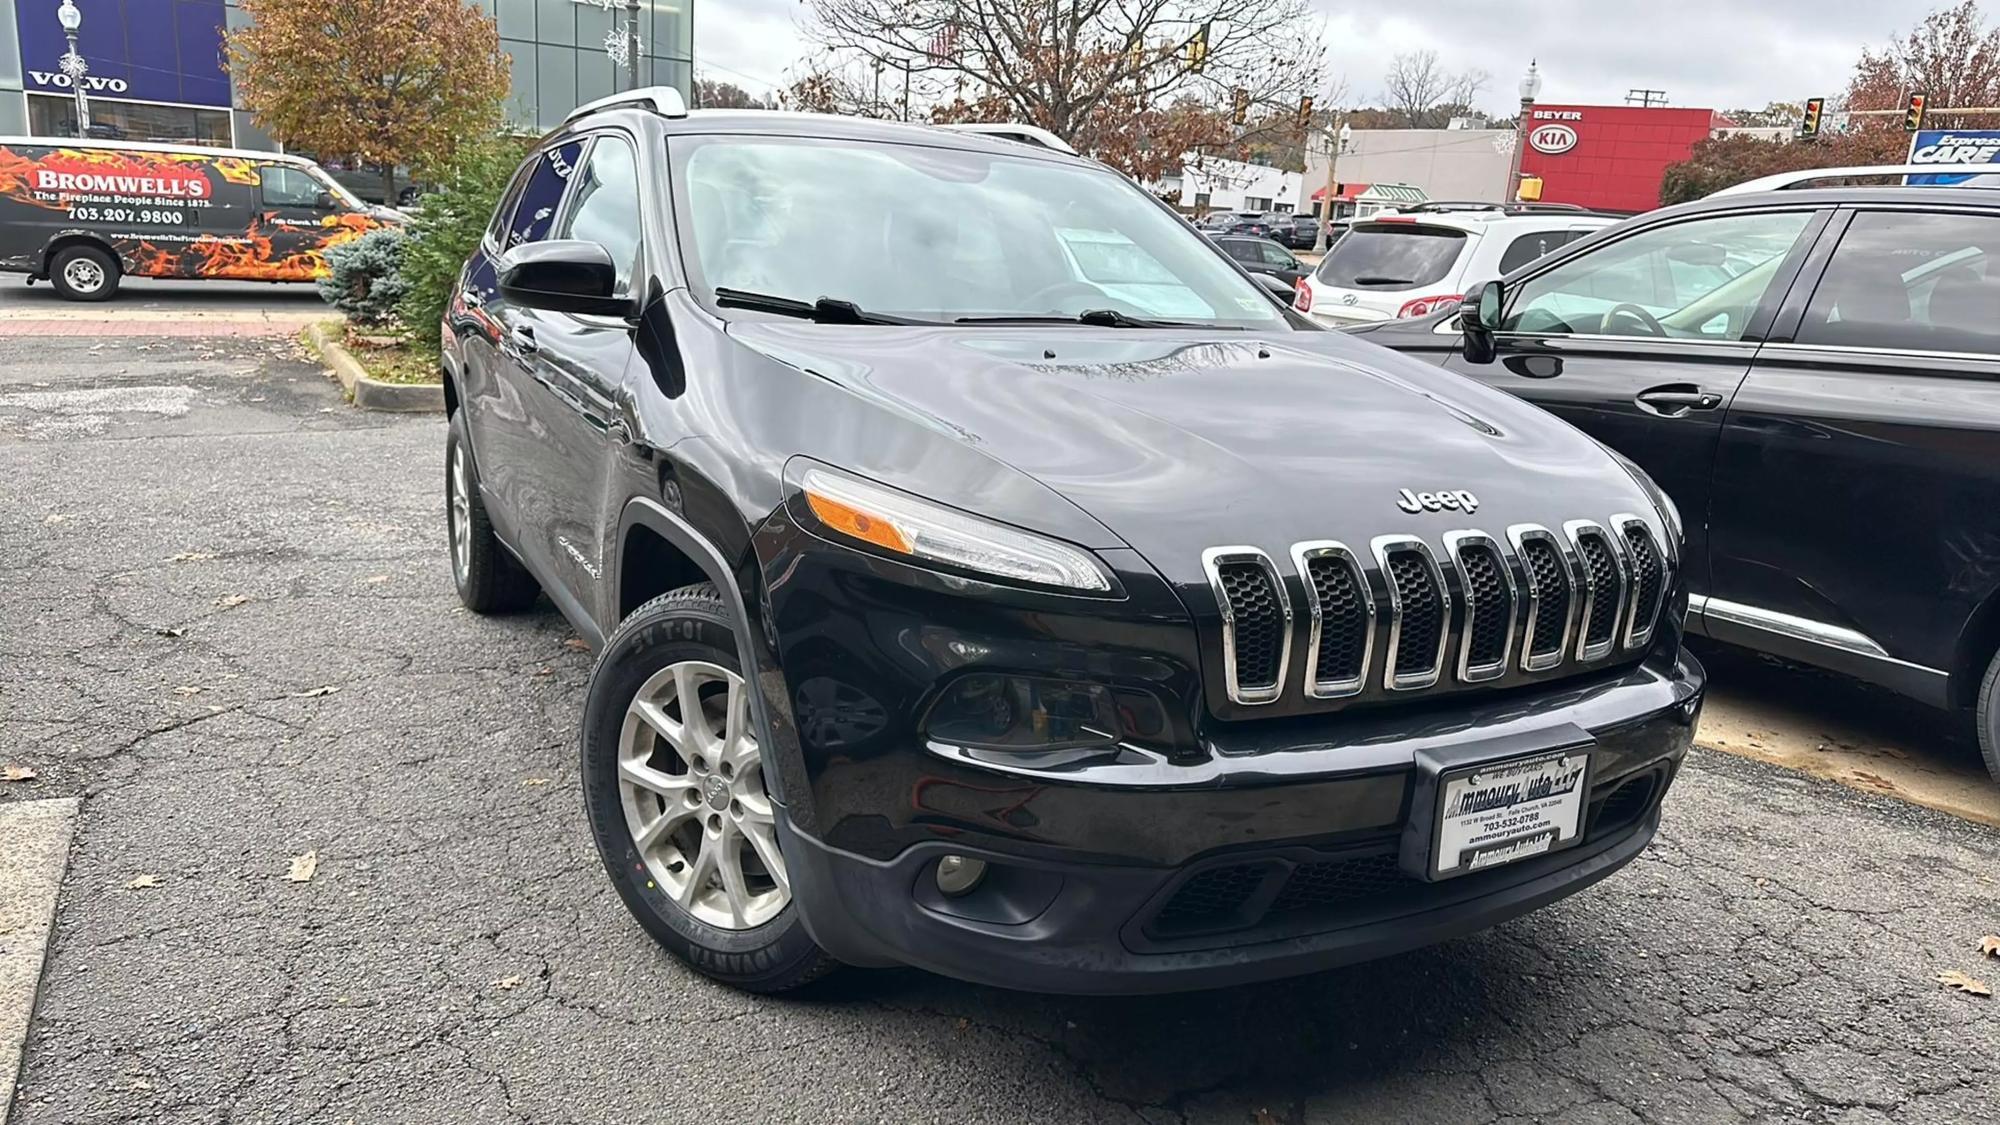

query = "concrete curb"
[
  {"left": 302, "top": 322, "right": 444, "bottom": 413},
  {"left": 0, "top": 798, "right": 80, "bottom": 1114}
]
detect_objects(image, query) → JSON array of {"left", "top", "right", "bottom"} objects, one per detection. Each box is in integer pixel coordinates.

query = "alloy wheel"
[
  {"left": 448, "top": 443, "right": 471, "bottom": 583},
  {"left": 618, "top": 660, "right": 789, "bottom": 930}
]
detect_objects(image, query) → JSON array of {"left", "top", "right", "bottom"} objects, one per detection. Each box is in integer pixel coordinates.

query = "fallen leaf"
[
  {"left": 363, "top": 575, "right": 389, "bottom": 584},
  {"left": 169, "top": 551, "right": 216, "bottom": 562},
  {"left": 1254, "top": 1110, "right": 1280, "bottom": 1125},
  {"left": 1979, "top": 935, "right": 2000, "bottom": 959},
  {"left": 521, "top": 777, "right": 551, "bottom": 787},
  {"left": 496, "top": 975, "right": 524, "bottom": 991},
  {"left": 155, "top": 626, "right": 187, "bottom": 638},
  {"left": 1937, "top": 970, "right": 1992, "bottom": 997},
  {"left": 214, "top": 594, "right": 251, "bottom": 609},
  {"left": 562, "top": 637, "right": 591, "bottom": 653},
  {"left": 1849, "top": 770, "right": 1897, "bottom": 792},
  {"left": 2, "top": 763, "right": 37, "bottom": 782},
  {"left": 532, "top": 666, "right": 553, "bottom": 677},
  {"left": 954, "top": 1017, "right": 970, "bottom": 1032},
  {"left": 172, "top": 686, "right": 203, "bottom": 696},
  {"left": 125, "top": 874, "right": 162, "bottom": 890},
  {"left": 285, "top": 850, "right": 319, "bottom": 883},
  {"left": 289, "top": 685, "right": 340, "bottom": 699},
  {"left": 43, "top": 513, "right": 68, "bottom": 524}
]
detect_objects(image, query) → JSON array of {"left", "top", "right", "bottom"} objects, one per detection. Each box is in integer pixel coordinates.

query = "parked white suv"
[{"left": 1296, "top": 204, "right": 1619, "bottom": 327}]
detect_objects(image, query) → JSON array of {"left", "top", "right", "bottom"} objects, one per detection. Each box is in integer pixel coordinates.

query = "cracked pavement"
[{"left": 2, "top": 330, "right": 1997, "bottom": 1124}]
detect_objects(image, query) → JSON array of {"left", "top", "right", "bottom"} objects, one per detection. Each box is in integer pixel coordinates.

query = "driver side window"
[{"left": 1502, "top": 211, "right": 1813, "bottom": 342}]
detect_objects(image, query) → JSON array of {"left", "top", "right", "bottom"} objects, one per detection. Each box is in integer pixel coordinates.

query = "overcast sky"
[{"left": 694, "top": 0, "right": 1950, "bottom": 114}]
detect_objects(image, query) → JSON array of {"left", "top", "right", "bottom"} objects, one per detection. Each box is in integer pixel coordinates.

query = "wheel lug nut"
[
  {"left": 707, "top": 814, "right": 721, "bottom": 833},
  {"left": 692, "top": 757, "right": 707, "bottom": 773}
]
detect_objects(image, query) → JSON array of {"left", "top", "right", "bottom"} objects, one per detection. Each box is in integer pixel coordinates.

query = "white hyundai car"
[{"left": 1297, "top": 204, "right": 1620, "bottom": 327}]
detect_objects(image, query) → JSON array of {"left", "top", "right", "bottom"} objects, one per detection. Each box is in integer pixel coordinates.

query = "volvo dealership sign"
[
  {"left": 13, "top": 0, "right": 231, "bottom": 108},
  {"left": 1906, "top": 130, "right": 2000, "bottom": 184}
]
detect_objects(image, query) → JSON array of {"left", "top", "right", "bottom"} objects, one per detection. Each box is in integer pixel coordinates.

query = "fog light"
[{"left": 934, "top": 854, "right": 988, "bottom": 897}]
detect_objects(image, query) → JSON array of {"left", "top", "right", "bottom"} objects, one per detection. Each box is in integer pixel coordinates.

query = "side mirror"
[
  {"left": 498, "top": 240, "right": 635, "bottom": 317},
  {"left": 1459, "top": 279, "right": 1502, "bottom": 365},
  {"left": 1253, "top": 272, "right": 1296, "bottom": 299},
  {"left": 314, "top": 191, "right": 336, "bottom": 211}
]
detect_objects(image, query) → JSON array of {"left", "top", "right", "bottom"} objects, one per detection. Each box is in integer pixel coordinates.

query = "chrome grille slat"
[
  {"left": 1508, "top": 524, "right": 1576, "bottom": 673},
  {"left": 1564, "top": 520, "right": 1626, "bottom": 662},
  {"left": 1613, "top": 514, "right": 1667, "bottom": 650},
  {"left": 1444, "top": 530, "right": 1516, "bottom": 683},
  {"left": 1203, "top": 547, "right": 1291, "bottom": 705},
  {"left": 1291, "top": 542, "right": 1375, "bottom": 698},
  {"left": 1371, "top": 536, "right": 1448, "bottom": 691}
]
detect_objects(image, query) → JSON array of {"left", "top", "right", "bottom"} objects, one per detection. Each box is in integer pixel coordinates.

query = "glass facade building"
[{"left": 0, "top": 0, "right": 692, "bottom": 148}]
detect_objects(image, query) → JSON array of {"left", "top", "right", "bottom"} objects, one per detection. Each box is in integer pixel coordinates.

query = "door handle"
[
  {"left": 507, "top": 324, "right": 538, "bottom": 355},
  {"left": 1635, "top": 384, "right": 1722, "bottom": 417}
]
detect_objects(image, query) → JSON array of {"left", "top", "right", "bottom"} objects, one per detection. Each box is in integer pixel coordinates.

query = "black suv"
[
  {"left": 440, "top": 91, "right": 1703, "bottom": 994},
  {"left": 1354, "top": 184, "right": 2000, "bottom": 784}
]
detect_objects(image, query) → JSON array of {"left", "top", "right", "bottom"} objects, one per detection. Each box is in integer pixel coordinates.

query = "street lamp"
[
  {"left": 1508, "top": 60, "right": 1542, "bottom": 202},
  {"left": 1310, "top": 119, "right": 1353, "bottom": 254},
  {"left": 56, "top": 0, "right": 89, "bottom": 136}
]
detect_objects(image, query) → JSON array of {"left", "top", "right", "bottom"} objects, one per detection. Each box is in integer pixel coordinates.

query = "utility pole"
[
  {"left": 1311, "top": 117, "right": 1350, "bottom": 254},
  {"left": 1510, "top": 61, "right": 1543, "bottom": 202},
  {"left": 901, "top": 58, "right": 911, "bottom": 122},
  {"left": 872, "top": 59, "right": 884, "bottom": 118},
  {"left": 55, "top": 0, "right": 89, "bottom": 136},
  {"left": 625, "top": 0, "right": 643, "bottom": 90},
  {"left": 1624, "top": 88, "right": 1668, "bottom": 108}
]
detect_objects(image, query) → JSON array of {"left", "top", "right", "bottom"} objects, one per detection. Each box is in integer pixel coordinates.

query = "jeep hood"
[{"left": 728, "top": 324, "right": 1655, "bottom": 586}]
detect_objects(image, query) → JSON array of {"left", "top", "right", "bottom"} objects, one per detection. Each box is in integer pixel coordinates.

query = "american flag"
[{"left": 926, "top": 23, "right": 958, "bottom": 60}]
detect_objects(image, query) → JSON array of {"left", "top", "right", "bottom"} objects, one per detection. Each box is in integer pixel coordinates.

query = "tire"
[
  {"left": 49, "top": 244, "right": 119, "bottom": 302},
  {"left": 1976, "top": 648, "right": 2000, "bottom": 785},
  {"left": 445, "top": 411, "right": 539, "bottom": 613},
  {"left": 580, "top": 583, "right": 839, "bottom": 993}
]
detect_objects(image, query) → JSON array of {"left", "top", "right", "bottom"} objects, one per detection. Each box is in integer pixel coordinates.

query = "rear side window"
[
  {"left": 1797, "top": 211, "right": 2000, "bottom": 356},
  {"left": 1498, "top": 229, "right": 1577, "bottom": 274},
  {"left": 1258, "top": 243, "right": 1296, "bottom": 267},
  {"left": 1316, "top": 225, "right": 1468, "bottom": 290},
  {"left": 504, "top": 140, "right": 586, "bottom": 248},
  {"left": 1222, "top": 240, "right": 1257, "bottom": 262}
]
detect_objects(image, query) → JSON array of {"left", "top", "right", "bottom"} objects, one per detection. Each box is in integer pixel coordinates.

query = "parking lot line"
[{"left": 0, "top": 798, "right": 80, "bottom": 1112}]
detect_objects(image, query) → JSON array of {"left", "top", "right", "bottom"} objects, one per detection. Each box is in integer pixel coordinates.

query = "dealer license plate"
[{"left": 1432, "top": 750, "right": 1589, "bottom": 878}]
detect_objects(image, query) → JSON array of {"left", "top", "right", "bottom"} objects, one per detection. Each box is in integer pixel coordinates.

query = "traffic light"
[
  {"left": 1185, "top": 22, "right": 1210, "bottom": 72},
  {"left": 1296, "top": 95, "right": 1314, "bottom": 130},
  {"left": 1232, "top": 87, "right": 1249, "bottom": 126},
  {"left": 1905, "top": 91, "right": 1929, "bottom": 132},
  {"left": 1799, "top": 97, "right": 1824, "bottom": 140}
]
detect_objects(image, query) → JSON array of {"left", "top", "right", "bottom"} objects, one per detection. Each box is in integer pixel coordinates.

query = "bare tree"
[
  {"left": 801, "top": 0, "right": 1325, "bottom": 180},
  {"left": 694, "top": 78, "right": 775, "bottom": 109},
  {"left": 1380, "top": 49, "right": 1489, "bottom": 129}
]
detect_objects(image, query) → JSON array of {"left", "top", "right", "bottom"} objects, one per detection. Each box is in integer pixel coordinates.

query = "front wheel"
[
  {"left": 580, "top": 583, "right": 839, "bottom": 992},
  {"left": 1975, "top": 648, "right": 2000, "bottom": 785}
]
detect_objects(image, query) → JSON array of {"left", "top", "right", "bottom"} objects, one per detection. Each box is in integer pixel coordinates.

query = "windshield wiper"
[
  {"left": 1348, "top": 275, "right": 1416, "bottom": 286},
  {"left": 955, "top": 308, "right": 1232, "bottom": 330},
  {"left": 713, "top": 287, "right": 929, "bottom": 325}
]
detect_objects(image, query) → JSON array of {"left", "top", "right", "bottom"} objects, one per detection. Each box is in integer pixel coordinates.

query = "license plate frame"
[{"left": 1398, "top": 727, "right": 1595, "bottom": 883}]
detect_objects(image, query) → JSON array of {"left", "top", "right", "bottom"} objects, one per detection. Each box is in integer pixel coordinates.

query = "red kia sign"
[{"left": 1518, "top": 104, "right": 1716, "bottom": 213}]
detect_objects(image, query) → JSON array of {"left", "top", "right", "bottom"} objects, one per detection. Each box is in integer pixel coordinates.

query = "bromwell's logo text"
[{"left": 33, "top": 167, "right": 210, "bottom": 199}]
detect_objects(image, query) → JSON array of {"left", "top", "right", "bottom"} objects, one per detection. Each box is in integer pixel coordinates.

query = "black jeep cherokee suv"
[{"left": 440, "top": 91, "right": 1704, "bottom": 995}]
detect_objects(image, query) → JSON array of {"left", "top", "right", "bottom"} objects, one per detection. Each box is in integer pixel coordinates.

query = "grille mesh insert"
[
  {"left": 1622, "top": 525, "right": 1664, "bottom": 641},
  {"left": 1578, "top": 533, "right": 1621, "bottom": 649},
  {"left": 1522, "top": 539, "right": 1570, "bottom": 659},
  {"left": 1306, "top": 555, "right": 1369, "bottom": 685},
  {"left": 1387, "top": 552, "right": 1443, "bottom": 679},
  {"left": 1459, "top": 544, "right": 1510, "bottom": 669},
  {"left": 1218, "top": 560, "right": 1284, "bottom": 691}
]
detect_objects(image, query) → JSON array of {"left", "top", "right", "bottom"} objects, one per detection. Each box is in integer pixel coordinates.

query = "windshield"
[
  {"left": 1315, "top": 224, "right": 1467, "bottom": 290},
  {"left": 671, "top": 136, "right": 1283, "bottom": 326}
]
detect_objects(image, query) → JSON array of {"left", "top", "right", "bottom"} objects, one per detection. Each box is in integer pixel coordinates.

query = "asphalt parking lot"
[{"left": 3, "top": 324, "right": 1998, "bottom": 1124}]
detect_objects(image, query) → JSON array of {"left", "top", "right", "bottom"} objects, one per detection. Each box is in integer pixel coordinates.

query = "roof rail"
[
  {"left": 1405, "top": 200, "right": 1589, "bottom": 214},
  {"left": 1708, "top": 162, "right": 2000, "bottom": 197},
  {"left": 935, "top": 122, "right": 1078, "bottom": 155},
  {"left": 564, "top": 86, "right": 689, "bottom": 124}
]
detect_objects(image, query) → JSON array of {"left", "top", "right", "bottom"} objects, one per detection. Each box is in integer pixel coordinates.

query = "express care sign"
[{"left": 1518, "top": 105, "right": 1717, "bottom": 213}]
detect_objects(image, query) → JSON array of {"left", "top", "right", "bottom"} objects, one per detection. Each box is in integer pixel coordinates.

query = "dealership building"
[{"left": 0, "top": 0, "right": 693, "bottom": 149}]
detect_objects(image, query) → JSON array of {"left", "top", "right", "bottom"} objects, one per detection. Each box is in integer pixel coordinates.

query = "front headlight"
[
  {"left": 799, "top": 466, "right": 1113, "bottom": 593},
  {"left": 1609, "top": 451, "right": 1683, "bottom": 544}
]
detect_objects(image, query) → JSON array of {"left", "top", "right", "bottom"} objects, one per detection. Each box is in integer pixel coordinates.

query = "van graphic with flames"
[{"left": 0, "top": 138, "right": 399, "bottom": 300}]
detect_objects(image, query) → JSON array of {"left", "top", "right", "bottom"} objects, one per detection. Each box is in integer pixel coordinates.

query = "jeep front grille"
[
  {"left": 1204, "top": 516, "right": 1673, "bottom": 708},
  {"left": 1203, "top": 547, "right": 1291, "bottom": 704}
]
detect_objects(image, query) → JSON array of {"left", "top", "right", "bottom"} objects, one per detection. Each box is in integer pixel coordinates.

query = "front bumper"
[{"left": 778, "top": 650, "right": 1702, "bottom": 994}]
